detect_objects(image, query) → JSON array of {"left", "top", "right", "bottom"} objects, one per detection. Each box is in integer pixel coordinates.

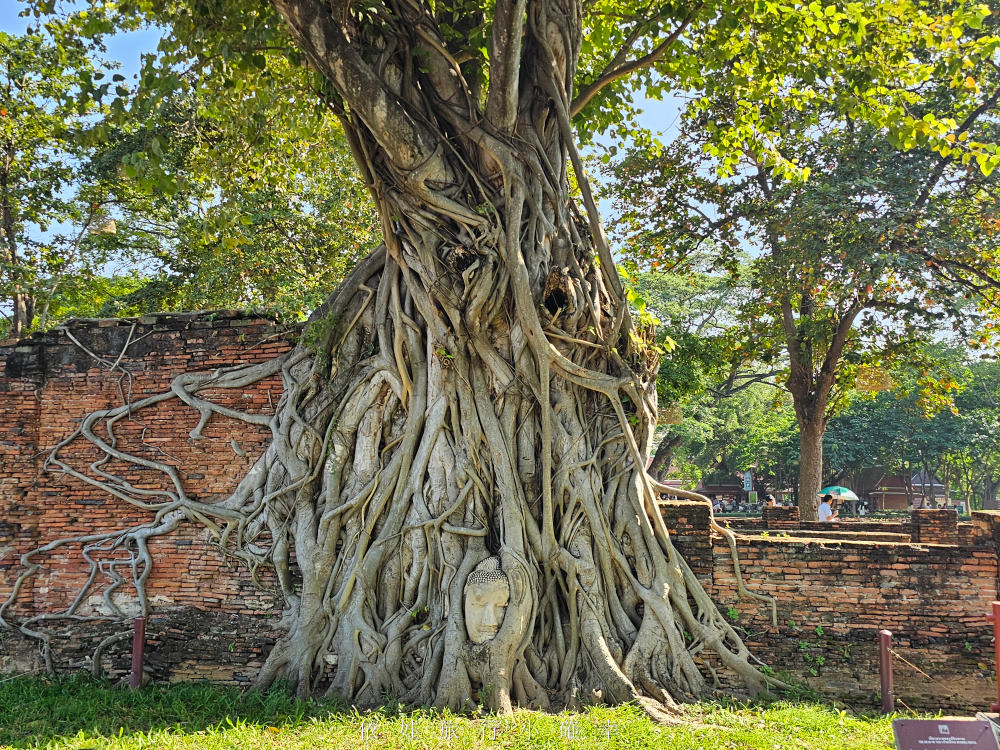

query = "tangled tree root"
[
  {"left": 2, "top": 0, "right": 784, "bottom": 711},
  {"left": 1, "top": 242, "right": 782, "bottom": 714}
]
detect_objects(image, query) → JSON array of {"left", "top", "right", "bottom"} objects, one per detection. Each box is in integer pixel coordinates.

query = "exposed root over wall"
[{"left": 2, "top": 243, "right": 778, "bottom": 715}]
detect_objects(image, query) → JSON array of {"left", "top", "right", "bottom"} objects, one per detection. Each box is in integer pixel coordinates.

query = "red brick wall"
[
  {"left": 0, "top": 313, "right": 297, "bottom": 682},
  {"left": 3, "top": 317, "right": 1000, "bottom": 710},
  {"left": 911, "top": 508, "right": 959, "bottom": 545},
  {"left": 762, "top": 504, "right": 800, "bottom": 528},
  {"left": 662, "top": 502, "right": 1000, "bottom": 712}
]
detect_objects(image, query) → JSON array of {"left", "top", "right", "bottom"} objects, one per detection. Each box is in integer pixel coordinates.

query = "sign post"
[
  {"left": 879, "top": 629, "right": 894, "bottom": 714},
  {"left": 129, "top": 615, "right": 146, "bottom": 689}
]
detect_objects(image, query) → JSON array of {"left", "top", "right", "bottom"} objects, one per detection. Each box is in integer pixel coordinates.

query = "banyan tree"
[{"left": 2, "top": 0, "right": 824, "bottom": 716}]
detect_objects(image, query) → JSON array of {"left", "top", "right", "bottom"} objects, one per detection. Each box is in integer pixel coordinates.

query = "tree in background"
[
  {"left": 606, "top": 24, "right": 1000, "bottom": 519},
  {"left": 81, "top": 86, "right": 380, "bottom": 320},
  {"left": 824, "top": 379, "right": 960, "bottom": 504},
  {"left": 945, "top": 360, "right": 1000, "bottom": 509},
  {"left": 0, "top": 20, "right": 381, "bottom": 335},
  {"left": 0, "top": 26, "right": 110, "bottom": 337},
  {"left": 628, "top": 262, "right": 786, "bottom": 483},
  {"left": 678, "top": 383, "right": 798, "bottom": 495},
  {"left": 820, "top": 348, "right": 1000, "bottom": 510}
]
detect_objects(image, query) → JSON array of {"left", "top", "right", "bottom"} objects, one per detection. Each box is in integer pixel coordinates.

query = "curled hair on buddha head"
[{"left": 465, "top": 556, "right": 508, "bottom": 588}]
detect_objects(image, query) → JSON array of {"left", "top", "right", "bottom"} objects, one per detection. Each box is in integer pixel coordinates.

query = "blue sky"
[{"left": 1, "top": 2, "right": 161, "bottom": 80}]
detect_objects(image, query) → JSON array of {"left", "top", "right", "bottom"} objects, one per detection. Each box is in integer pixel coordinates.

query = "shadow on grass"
[{"left": 0, "top": 674, "right": 358, "bottom": 748}]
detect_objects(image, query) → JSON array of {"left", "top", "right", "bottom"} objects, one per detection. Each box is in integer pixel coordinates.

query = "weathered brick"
[
  {"left": 2, "top": 313, "right": 998, "bottom": 712},
  {"left": 1, "top": 312, "right": 295, "bottom": 684},
  {"left": 671, "top": 503, "right": 999, "bottom": 712}
]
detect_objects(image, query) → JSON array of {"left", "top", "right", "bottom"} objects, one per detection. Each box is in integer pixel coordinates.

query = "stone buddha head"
[{"left": 463, "top": 556, "right": 510, "bottom": 644}]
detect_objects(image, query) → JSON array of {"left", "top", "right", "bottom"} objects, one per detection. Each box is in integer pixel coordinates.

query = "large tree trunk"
[
  {"left": 780, "top": 294, "right": 858, "bottom": 522},
  {"left": 240, "top": 0, "right": 770, "bottom": 705},
  {"left": 796, "top": 418, "right": 825, "bottom": 520},
  {"left": 233, "top": 240, "right": 769, "bottom": 711},
  {"left": 3, "top": 0, "right": 772, "bottom": 716}
]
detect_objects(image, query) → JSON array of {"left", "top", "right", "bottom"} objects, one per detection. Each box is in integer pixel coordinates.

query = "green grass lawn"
[{"left": 0, "top": 675, "right": 897, "bottom": 749}]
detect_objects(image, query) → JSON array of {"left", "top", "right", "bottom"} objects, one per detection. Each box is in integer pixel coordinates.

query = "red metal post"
[
  {"left": 129, "top": 615, "right": 146, "bottom": 689},
  {"left": 879, "top": 629, "right": 894, "bottom": 714},
  {"left": 987, "top": 601, "right": 1000, "bottom": 712}
]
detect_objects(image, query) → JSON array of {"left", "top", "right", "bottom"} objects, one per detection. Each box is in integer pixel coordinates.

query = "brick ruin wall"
[
  {"left": 1, "top": 314, "right": 998, "bottom": 711},
  {"left": 0, "top": 313, "right": 296, "bottom": 684},
  {"left": 663, "top": 503, "right": 999, "bottom": 712}
]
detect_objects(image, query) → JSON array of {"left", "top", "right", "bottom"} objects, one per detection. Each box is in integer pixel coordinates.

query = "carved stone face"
[{"left": 464, "top": 558, "right": 510, "bottom": 644}]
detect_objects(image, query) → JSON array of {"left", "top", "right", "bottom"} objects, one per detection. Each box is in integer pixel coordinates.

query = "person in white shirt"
[{"left": 818, "top": 494, "right": 838, "bottom": 522}]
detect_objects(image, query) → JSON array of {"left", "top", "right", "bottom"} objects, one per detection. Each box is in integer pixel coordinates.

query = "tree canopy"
[
  {"left": 84, "top": 89, "right": 380, "bottom": 319},
  {"left": 0, "top": 25, "right": 109, "bottom": 337},
  {"left": 604, "top": 5, "right": 1000, "bottom": 517},
  {"left": 0, "top": 14, "right": 382, "bottom": 336}
]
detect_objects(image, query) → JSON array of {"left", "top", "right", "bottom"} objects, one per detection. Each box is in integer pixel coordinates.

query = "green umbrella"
[{"left": 818, "top": 485, "right": 859, "bottom": 501}]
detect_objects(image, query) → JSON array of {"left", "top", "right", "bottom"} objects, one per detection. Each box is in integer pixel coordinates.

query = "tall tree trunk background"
[
  {"left": 648, "top": 433, "right": 682, "bottom": 479},
  {"left": 781, "top": 295, "right": 859, "bottom": 521},
  {"left": 1, "top": 149, "right": 33, "bottom": 339},
  {"left": 796, "top": 419, "right": 825, "bottom": 520},
  {"left": 902, "top": 462, "right": 916, "bottom": 506},
  {"left": 11, "top": 292, "right": 33, "bottom": 339},
  {"left": 983, "top": 474, "right": 1000, "bottom": 510}
]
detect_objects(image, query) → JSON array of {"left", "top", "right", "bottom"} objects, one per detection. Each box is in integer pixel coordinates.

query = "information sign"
[{"left": 893, "top": 719, "right": 1000, "bottom": 750}]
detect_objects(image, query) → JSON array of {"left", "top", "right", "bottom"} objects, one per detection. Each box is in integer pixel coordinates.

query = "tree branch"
[
  {"left": 648, "top": 433, "right": 682, "bottom": 478},
  {"left": 914, "top": 85, "right": 1000, "bottom": 211},
  {"left": 570, "top": 9, "right": 699, "bottom": 118},
  {"left": 269, "top": 0, "right": 443, "bottom": 174},
  {"left": 708, "top": 370, "right": 783, "bottom": 398},
  {"left": 816, "top": 302, "right": 861, "bottom": 404}
]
